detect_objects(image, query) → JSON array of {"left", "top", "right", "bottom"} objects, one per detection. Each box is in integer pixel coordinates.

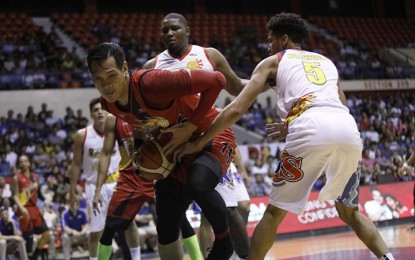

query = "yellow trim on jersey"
[{"left": 105, "top": 171, "right": 119, "bottom": 183}]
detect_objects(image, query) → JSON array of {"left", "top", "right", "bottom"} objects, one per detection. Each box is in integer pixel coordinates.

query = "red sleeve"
[{"left": 140, "top": 69, "right": 226, "bottom": 124}]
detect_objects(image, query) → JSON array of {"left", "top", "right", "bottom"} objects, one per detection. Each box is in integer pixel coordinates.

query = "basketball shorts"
[
  {"left": 172, "top": 127, "right": 236, "bottom": 184},
  {"left": 269, "top": 109, "right": 363, "bottom": 215},
  {"left": 215, "top": 168, "right": 237, "bottom": 207},
  {"left": 231, "top": 165, "right": 250, "bottom": 202},
  {"left": 85, "top": 180, "right": 117, "bottom": 232},
  {"left": 19, "top": 205, "right": 48, "bottom": 234},
  {"left": 106, "top": 170, "right": 155, "bottom": 230}
]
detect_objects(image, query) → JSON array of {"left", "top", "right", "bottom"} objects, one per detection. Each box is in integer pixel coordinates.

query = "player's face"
[
  {"left": 161, "top": 18, "right": 189, "bottom": 51},
  {"left": 91, "top": 57, "right": 127, "bottom": 103},
  {"left": 267, "top": 32, "right": 287, "bottom": 55},
  {"left": 90, "top": 103, "right": 108, "bottom": 124},
  {"left": 0, "top": 210, "right": 8, "bottom": 222},
  {"left": 18, "top": 155, "right": 31, "bottom": 171}
]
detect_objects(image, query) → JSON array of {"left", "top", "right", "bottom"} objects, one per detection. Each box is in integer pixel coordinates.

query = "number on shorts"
[
  {"left": 221, "top": 142, "right": 234, "bottom": 165},
  {"left": 302, "top": 62, "right": 327, "bottom": 85}
]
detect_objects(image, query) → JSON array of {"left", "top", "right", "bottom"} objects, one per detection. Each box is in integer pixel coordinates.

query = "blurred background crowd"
[{"left": 1, "top": 0, "right": 414, "bottom": 258}]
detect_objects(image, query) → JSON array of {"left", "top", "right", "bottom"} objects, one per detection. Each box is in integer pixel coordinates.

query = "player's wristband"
[{"left": 134, "top": 139, "right": 144, "bottom": 150}]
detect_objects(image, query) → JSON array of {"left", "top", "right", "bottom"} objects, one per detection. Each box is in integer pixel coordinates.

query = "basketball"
[{"left": 135, "top": 138, "right": 176, "bottom": 180}]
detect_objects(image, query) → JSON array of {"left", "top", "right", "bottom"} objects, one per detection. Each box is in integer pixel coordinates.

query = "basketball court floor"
[{"left": 143, "top": 222, "right": 415, "bottom": 259}]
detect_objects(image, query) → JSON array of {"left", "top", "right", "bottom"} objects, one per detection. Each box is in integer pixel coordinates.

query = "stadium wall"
[{"left": 1, "top": 79, "right": 414, "bottom": 118}]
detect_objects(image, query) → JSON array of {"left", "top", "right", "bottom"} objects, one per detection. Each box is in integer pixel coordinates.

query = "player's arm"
[
  {"left": 337, "top": 79, "right": 347, "bottom": 106},
  {"left": 206, "top": 48, "right": 249, "bottom": 96},
  {"left": 11, "top": 195, "right": 28, "bottom": 217},
  {"left": 140, "top": 69, "right": 225, "bottom": 127},
  {"left": 11, "top": 175, "right": 19, "bottom": 198},
  {"left": 234, "top": 146, "right": 251, "bottom": 187},
  {"left": 80, "top": 212, "right": 89, "bottom": 234},
  {"left": 142, "top": 58, "right": 155, "bottom": 70},
  {"left": 69, "top": 129, "right": 85, "bottom": 209},
  {"left": 177, "top": 56, "right": 278, "bottom": 159},
  {"left": 95, "top": 115, "right": 117, "bottom": 194},
  {"left": 10, "top": 175, "right": 28, "bottom": 218}
]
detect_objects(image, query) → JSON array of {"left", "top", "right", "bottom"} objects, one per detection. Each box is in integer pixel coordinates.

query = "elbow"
[{"left": 214, "top": 71, "right": 226, "bottom": 91}]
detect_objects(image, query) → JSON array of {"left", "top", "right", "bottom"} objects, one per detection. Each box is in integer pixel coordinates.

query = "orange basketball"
[{"left": 135, "top": 139, "right": 175, "bottom": 180}]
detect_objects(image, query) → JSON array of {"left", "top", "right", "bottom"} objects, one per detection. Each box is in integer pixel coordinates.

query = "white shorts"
[
  {"left": 232, "top": 170, "right": 250, "bottom": 202},
  {"left": 269, "top": 109, "right": 363, "bottom": 215},
  {"left": 85, "top": 181, "right": 117, "bottom": 232},
  {"left": 215, "top": 168, "right": 238, "bottom": 208}
]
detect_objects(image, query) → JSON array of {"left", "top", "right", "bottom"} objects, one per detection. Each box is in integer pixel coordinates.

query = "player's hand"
[
  {"left": 92, "top": 192, "right": 103, "bottom": 216},
  {"left": 399, "top": 162, "right": 413, "bottom": 176},
  {"left": 266, "top": 122, "right": 288, "bottom": 141},
  {"left": 160, "top": 122, "right": 198, "bottom": 157},
  {"left": 172, "top": 139, "right": 204, "bottom": 162},
  {"left": 243, "top": 174, "right": 252, "bottom": 189}
]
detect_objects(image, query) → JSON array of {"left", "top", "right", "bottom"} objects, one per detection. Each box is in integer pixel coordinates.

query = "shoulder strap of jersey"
[{"left": 277, "top": 50, "right": 287, "bottom": 62}]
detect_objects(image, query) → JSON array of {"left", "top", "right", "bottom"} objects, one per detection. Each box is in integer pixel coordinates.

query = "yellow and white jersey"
[
  {"left": 153, "top": 44, "right": 214, "bottom": 71},
  {"left": 82, "top": 124, "right": 121, "bottom": 184},
  {"left": 274, "top": 49, "right": 348, "bottom": 124}
]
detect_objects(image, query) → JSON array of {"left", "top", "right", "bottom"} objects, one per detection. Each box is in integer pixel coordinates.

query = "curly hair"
[{"left": 267, "top": 12, "right": 309, "bottom": 44}]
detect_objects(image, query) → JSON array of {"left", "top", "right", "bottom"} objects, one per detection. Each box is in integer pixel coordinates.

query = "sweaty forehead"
[{"left": 91, "top": 57, "right": 119, "bottom": 75}]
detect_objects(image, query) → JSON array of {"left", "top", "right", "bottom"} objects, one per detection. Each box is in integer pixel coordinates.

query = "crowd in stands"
[
  {"left": 0, "top": 90, "right": 413, "bottom": 200},
  {"left": 1, "top": 13, "right": 415, "bottom": 90}
]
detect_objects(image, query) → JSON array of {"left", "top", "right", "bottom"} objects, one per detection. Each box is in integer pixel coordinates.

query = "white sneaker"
[{"left": 229, "top": 251, "right": 240, "bottom": 260}]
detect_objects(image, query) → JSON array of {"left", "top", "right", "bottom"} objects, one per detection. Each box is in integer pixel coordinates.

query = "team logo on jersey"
[
  {"left": 218, "top": 169, "right": 234, "bottom": 189},
  {"left": 89, "top": 148, "right": 101, "bottom": 158},
  {"left": 273, "top": 151, "right": 304, "bottom": 187},
  {"left": 187, "top": 59, "right": 203, "bottom": 70}
]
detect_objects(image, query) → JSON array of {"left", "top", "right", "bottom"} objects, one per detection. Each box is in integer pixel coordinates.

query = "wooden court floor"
[{"left": 144, "top": 222, "right": 415, "bottom": 259}]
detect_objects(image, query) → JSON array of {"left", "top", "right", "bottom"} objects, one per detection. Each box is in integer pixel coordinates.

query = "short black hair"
[
  {"left": 162, "top": 13, "right": 188, "bottom": 26},
  {"left": 267, "top": 12, "right": 309, "bottom": 44},
  {"left": 86, "top": 42, "right": 126, "bottom": 72},
  {"left": 89, "top": 97, "right": 101, "bottom": 112}
]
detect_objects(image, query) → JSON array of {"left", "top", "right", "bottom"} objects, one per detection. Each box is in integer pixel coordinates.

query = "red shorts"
[
  {"left": 174, "top": 127, "right": 236, "bottom": 184},
  {"left": 107, "top": 169, "right": 155, "bottom": 222},
  {"left": 19, "top": 205, "right": 48, "bottom": 234}
]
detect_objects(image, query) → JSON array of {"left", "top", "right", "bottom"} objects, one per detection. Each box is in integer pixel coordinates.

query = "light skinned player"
[
  {"left": 69, "top": 98, "right": 121, "bottom": 260},
  {"left": 168, "top": 12, "right": 395, "bottom": 260}
]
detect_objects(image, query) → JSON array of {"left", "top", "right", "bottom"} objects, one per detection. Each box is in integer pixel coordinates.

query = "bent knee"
[{"left": 336, "top": 202, "right": 358, "bottom": 223}]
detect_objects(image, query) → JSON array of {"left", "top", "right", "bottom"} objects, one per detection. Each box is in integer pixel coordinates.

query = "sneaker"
[{"left": 228, "top": 251, "right": 240, "bottom": 260}]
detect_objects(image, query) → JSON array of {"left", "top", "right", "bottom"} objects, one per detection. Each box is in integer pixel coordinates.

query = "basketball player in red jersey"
[
  {"left": 92, "top": 114, "right": 155, "bottom": 260},
  {"left": 87, "top": 42, "right": 237, "bottom": 259},
  {"left": 12, "top": 155, "right": 54, "bottom": 259},
  {"left": 143, "top": 13, "right": 250, "bottom": 258}
]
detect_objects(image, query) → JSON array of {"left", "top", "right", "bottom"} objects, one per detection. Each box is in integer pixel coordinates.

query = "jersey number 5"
[{"left": 302, "top": 62, "right": 327, "bottom": 85}]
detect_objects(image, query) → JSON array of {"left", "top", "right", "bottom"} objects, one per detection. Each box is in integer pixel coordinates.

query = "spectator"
[
  {"left": 61, "top": 200, "right": 89, "bottom": 259},
  {"left": 250, "top": 173, "right": 270, "bottom": 197},
  {"left": 0, "top": 154, "right": 12, "bottom": 181},
  {"left": 0, "top": 206, "right": 28, "bottom": 260},
  {"left": 135, "top": 202, "right": 158, "bottom": 253},
  {"left": 0, "top": 176, "right": 12, "bottom": 200}
]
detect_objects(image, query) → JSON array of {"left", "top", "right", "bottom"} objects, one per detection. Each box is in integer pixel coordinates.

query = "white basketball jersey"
[
  {"left": 153, "top": 45, "right": 214, "bottom": 71},
  {"left": 274, "top": 49, "right": 348, "bottom": 122},
  {"left": 82, "top": 125, "right": 121, "bottom": 184}
]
